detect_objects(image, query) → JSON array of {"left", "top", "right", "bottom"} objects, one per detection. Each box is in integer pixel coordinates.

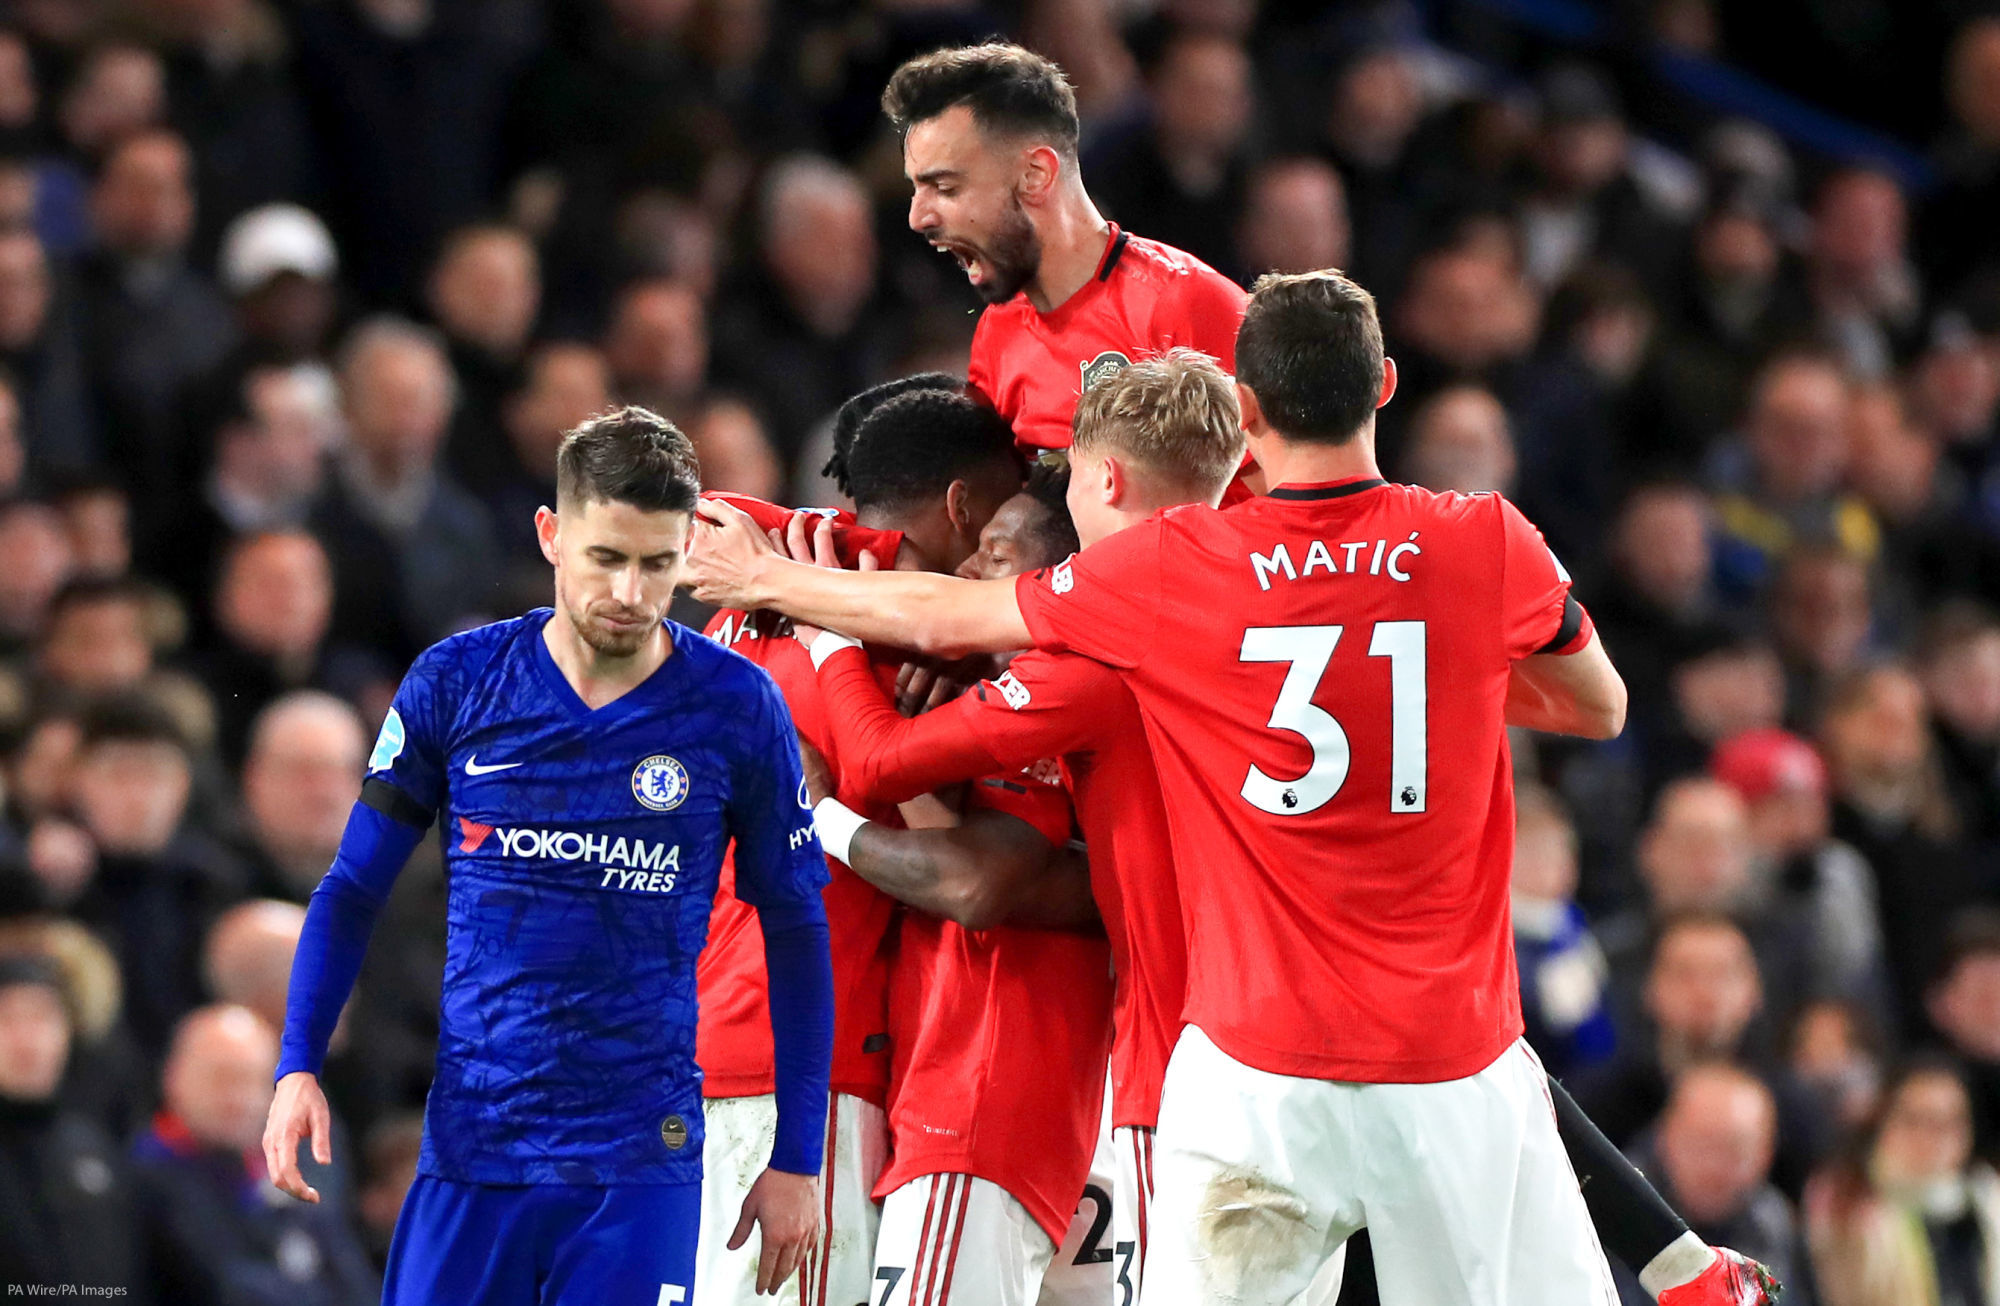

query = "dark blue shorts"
[{"left": 382, "top": 1175, "right": 700, "bottom": 1306}]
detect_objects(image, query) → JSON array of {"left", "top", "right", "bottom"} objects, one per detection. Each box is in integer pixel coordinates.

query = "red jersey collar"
[
  {"left": 1266, "top": 477, "right": 1388, "bottom": 501},
  {"left": 1031, "top": 225, "right": 1131, "bottom": 328}
]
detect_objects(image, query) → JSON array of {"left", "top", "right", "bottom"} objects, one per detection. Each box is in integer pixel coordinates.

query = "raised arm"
[{"left": 688, "top": 498, "right": 1030, "bottom": 657}]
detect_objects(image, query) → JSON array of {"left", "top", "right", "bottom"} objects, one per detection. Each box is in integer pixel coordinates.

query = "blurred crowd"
[{"left": 0, "top": 0, "right": 1992, "bottom": 1303}]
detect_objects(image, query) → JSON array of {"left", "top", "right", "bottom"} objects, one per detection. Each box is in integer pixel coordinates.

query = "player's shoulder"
[
  {"left": 1118, "top": 235, "right": 1244, "bottom": 300},
  {"left": 672, "top": 621, "right": 788, "bottom": 708},
  {"left": 409, "top": 611, "right": 542, "bottom": 682}
]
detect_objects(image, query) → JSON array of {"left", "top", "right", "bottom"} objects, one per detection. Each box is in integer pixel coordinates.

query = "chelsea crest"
[{"left": 632, "top": 755, "right": 690, "bottom": 811}]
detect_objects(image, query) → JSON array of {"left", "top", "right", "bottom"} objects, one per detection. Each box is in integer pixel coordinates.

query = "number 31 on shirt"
[{"left": 1240, "top": 622, "right": 1426, "bottom": 817}]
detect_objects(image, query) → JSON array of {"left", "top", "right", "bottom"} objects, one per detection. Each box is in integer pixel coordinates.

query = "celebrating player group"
[{"left": 261, "top": 38, "right": 1786, "bottom": 1306}]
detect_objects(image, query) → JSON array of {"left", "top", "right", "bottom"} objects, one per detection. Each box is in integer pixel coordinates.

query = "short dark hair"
[
  {"left": 1019, "top": 457, "right": 1079, "bottom": 566},
  {"left": 845, "top": 389, "right": 1022, "bottom": 514},
  {"left": 46, "top": 575, "right": 148, "bottom": 623},
  {"left": 882, "top": 42, "right": 1080, "bottom": 158},
  {"left": 822, "top": 372, "right": 964, "bottom": 498},
  {"left": 555, "top": 406, "right": 700, "bottom": 514},
  {"left": 1236, "top": 270, "right": 1386, "bottom": 444},
  {"left": 78, "top": 693, "right": 186, "bottom": 755}
]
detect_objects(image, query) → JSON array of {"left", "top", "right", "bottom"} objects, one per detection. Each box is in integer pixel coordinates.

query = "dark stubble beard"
[
  {"left": 974, "top": 194, "right": 1043, "bottom": 304},
  {"left": 564, "top": 593, "right": 651, "bottom": 658}
]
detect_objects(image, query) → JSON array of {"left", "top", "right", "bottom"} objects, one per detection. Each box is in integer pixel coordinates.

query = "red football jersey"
[
  {"left": 1014, "top": 479, "right": 1592, "bottom": 1084},
  {"left": 967, "top": 226, "right": 1246, "bottom": 452},
  {"left": 695, "top": 497, "right": 907, "bottom": 1104},
  {"left": 872, "top": 770, "right": 1113, "bottom": 1244},
  {"left": 814, "top": 644, "right": 1183, "bottom": 1130}
]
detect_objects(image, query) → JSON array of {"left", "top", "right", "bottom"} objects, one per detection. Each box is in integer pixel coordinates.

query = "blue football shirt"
[{"left": 361, "top": 610, "right": 828, "bottom": 1186}]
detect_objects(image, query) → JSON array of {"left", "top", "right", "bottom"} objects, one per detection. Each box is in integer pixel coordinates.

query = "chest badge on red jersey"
[{"left": 1080, "top": 350, "right": 1131, "bottom": 392}]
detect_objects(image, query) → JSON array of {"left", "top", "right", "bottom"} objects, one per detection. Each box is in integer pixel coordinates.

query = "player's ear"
[
  {"left": 1235, "top": 382, "right": 1265, "bottom": 435},
  {"left": 535, "top": 505, "right": 561, "bottom": 565},
  {"left": 1100, "top": 453, "right": 1126, "bottom": 507},
  {"left": 945, "top": 478, "right": 972, "bottom": 530},
  {"left": 1378, "top": 356, "right": 1399, "bottom": 410},
  {"left": 1018, "top": 143, "right": 1061, "bottom": 205}
]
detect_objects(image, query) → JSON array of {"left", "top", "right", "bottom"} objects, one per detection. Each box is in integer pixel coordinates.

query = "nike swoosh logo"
[{"left": 464, "top": 756, "right": 524, "bottom": 776}]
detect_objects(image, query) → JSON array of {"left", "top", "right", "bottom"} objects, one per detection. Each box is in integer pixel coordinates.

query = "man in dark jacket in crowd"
[{"left": 0, "top": 955, "right": 150, "bottom": 1299}]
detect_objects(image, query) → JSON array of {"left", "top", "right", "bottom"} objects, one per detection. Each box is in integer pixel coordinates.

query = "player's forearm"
[
  {"left": 1507, "top": 633, "right": 1627, "bottom": 739},
  {"left": 752, "top": 558, "right": 1029, "bottom": 659},
  {"left": 758, "top": 898, "right": 834, "bottom": 1175},
  {"left": 815, "top": 645, "right": 1007, "bottom": 805},
  {"left": 277, "top": 802, "right": 422, "bottom": 1078},
  {"left": 844, "top": 815, "right": 1096, "bottom": 933}
]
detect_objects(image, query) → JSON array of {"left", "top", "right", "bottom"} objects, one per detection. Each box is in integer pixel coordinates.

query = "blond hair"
[{"left": 1071, "top": 348, "right": 1243, "bottom": 495}]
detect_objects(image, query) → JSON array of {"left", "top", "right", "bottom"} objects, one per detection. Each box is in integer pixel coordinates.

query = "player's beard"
[
  {"left": 970, "top": 194, "right": 1041, "bottom": 304},
  {"left": 566, "top": 593, "right": 656, "bottom": 658}
]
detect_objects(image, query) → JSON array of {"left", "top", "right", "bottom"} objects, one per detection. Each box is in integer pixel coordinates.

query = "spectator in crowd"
[
  {"left": 1924, "top": 18, "right": 2000, "bottom": 293},
  {"left": 135, "top": 0, "right": 315, "bottom": 256},
  {"left": 51, "top": 472, "right": 131, "bottom": 582},
  {"left": 1313, "top": 41, "right": 1436, "bottom": 303},
  {"left": 1822, "top": 664, "right": 1984, "bottom": 1033},
  {"left": 1710, "top": 351, "right": 1876, "bottom": 604},
  {"left": 1711, "top": 727, "right": 1888, "bottom": 1012},
  {"left": 309, "top": 316, "right": 498, "bottom": 661},
  {"left": 0, "top": 954, "right": 148, "bottom": 1298},
  {"left": 1513, "top": 64, "right": 1682, "bottom": 298},
  {"left": 75, "top": 129, "right": 236, "bottom": 533},
  {"left": 133, "top": 1004, "right": 376, "bottom": 1306},
  {"left": 61, "top": 696, "right": 243, "bottom": 1056},
  {"left": 193, "top": 531, "right": 386, "bottom": 767},
  {"left": 1589, "top": 483, "right": 1725, "bottom": 727},
  {"left": 1615, "top": 1063, "right": 1816, "bottom": 1305},
  {"left": 7, "top": 702, "right": 83, "bottom": 831},
  {"left": 1925, "top": 911, "right": 2000, "bottom": 1160},
  {"left": 487, "top": 340, "right": 613, "bottom": 600},
  {"left": 1398, "top": 383, "right": 1516, "bottom": 495},
  {"left": 1386, "top": 242, "right": 1538, "bottom": 438},
  {"left": 234, "top": 691, "right": 367, "bottom": 903},
  {"left": 0, "top": 498, "right": 75, "bottom": 654},
  {"left": 1512, "top": 783, "right": 1615, "bottom": 1078},
  {"left": 0, "top": 374, "right": 30, "bottom": 500},
  {"left": 58, "top": 42, "right": 168, "bottom": 163},
  {"left": 0, "top": 229, "right": 99, "bottom": 472},
  {"left": 1089, "top": 28, "right": 1254, "bottom": 278},
  {"left": 1790, "top": 998, "right": 1885, "bottom": 1137},
  {"left": 711, "top": 154, "right": 899, "bottom": 466},
  {"left": 1845, "top": 381, "right": 1971, "bottom": 630},
  {"left": 603, "top": 276, "right": 708, "bottom": 423},
  {"left": 157, "top": 363, "right": 334, "bottom": 615},
  {"left": 1235, "top": 155, "right": 1349, "bottom": 280},
  {"left": 1921, "top": 607, "right": 2000, "bottom": 843},
  {"left": 36, "top": 576, "right": 156, "bottom": 697},
  {"left": 186, "top": 203, "right": 343, "bottom": 444},
  {"left": 292, "top": 0, "right": 524, "bottom": 304},
  {"left": 1769, "top": 545, "right": 1878, "bottom": 723},
  {"left": 426, "top": 223, "right": 539, "bottom": 490},
  {"left": 1804, "top": 169, "right": 1923, "bottom": 380},
  {"left": 1807, "top": 1058, "right": 2000, "bottom": 1306},
  {"left": 201, "top": 899, "right": 304, "bottom": 1037}
]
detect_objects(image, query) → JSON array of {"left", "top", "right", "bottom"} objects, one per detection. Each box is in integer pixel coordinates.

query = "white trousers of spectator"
[
  {"left": 699, "top": 1092, "right": 888, "bottom": 1306},
  {"left": 1142, "top": 1027, "right": 1618, "bottom": 1306}
]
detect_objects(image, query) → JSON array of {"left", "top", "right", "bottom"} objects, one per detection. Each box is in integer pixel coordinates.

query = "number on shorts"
[
  {"left": 1071, "top": 1183, "right": 1113, "bottom": 1265},
  {"left": 1239, "top": 622, "right": 1428, "bottom": 815},
  {"left": 1114, "top": 1241, "right": 1137, "bottom": 1306},
  {"left": 873, "top": 1265, "right": 905, "bottom": 1306}
]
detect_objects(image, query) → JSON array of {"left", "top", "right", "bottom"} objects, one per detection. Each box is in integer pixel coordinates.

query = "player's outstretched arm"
[
  {"left": 1506, "top": 630, "right": 1627, "bottom": 739},
  {"left": 818, "top": 802, "right": 1100, "bottom": 932},
  {"left": 689, "top": 498, "right": 1030, "bottom": 657},
  {"left": 264, "top": 798, "right": 425, "bottom": 1201}
]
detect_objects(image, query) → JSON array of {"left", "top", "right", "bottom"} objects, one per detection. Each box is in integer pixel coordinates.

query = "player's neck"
[
  {"left": 1025, "top": 189, "right": 1112, "bottom": 315},
  {"left": 1249, "top": 427, "right": 1384, "bottom": 493},
  {"left": 542, "top": 615, "right": 671, "bottom": 709}
]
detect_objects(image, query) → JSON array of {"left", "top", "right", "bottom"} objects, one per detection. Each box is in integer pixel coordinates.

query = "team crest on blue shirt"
[{"left": 632, "top": 754, "right": 691, "bottom": 811}]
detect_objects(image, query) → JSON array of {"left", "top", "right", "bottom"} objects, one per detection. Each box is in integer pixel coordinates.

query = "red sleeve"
[
  {"left": 816, "top": 646, "right": 1106, "bottom": 806},
  {"left": 963, "top": 771, "right": 1075, "bottom": 850},
  {"left": 1013, "top": 521, "right": 1166, "bottom": 669},
  {"left": 1170, "top": 268, "right": 1248, "bottom": 372},
  {"left": 1498, "top": 496, "right": 1589, "bottom": 659}
]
